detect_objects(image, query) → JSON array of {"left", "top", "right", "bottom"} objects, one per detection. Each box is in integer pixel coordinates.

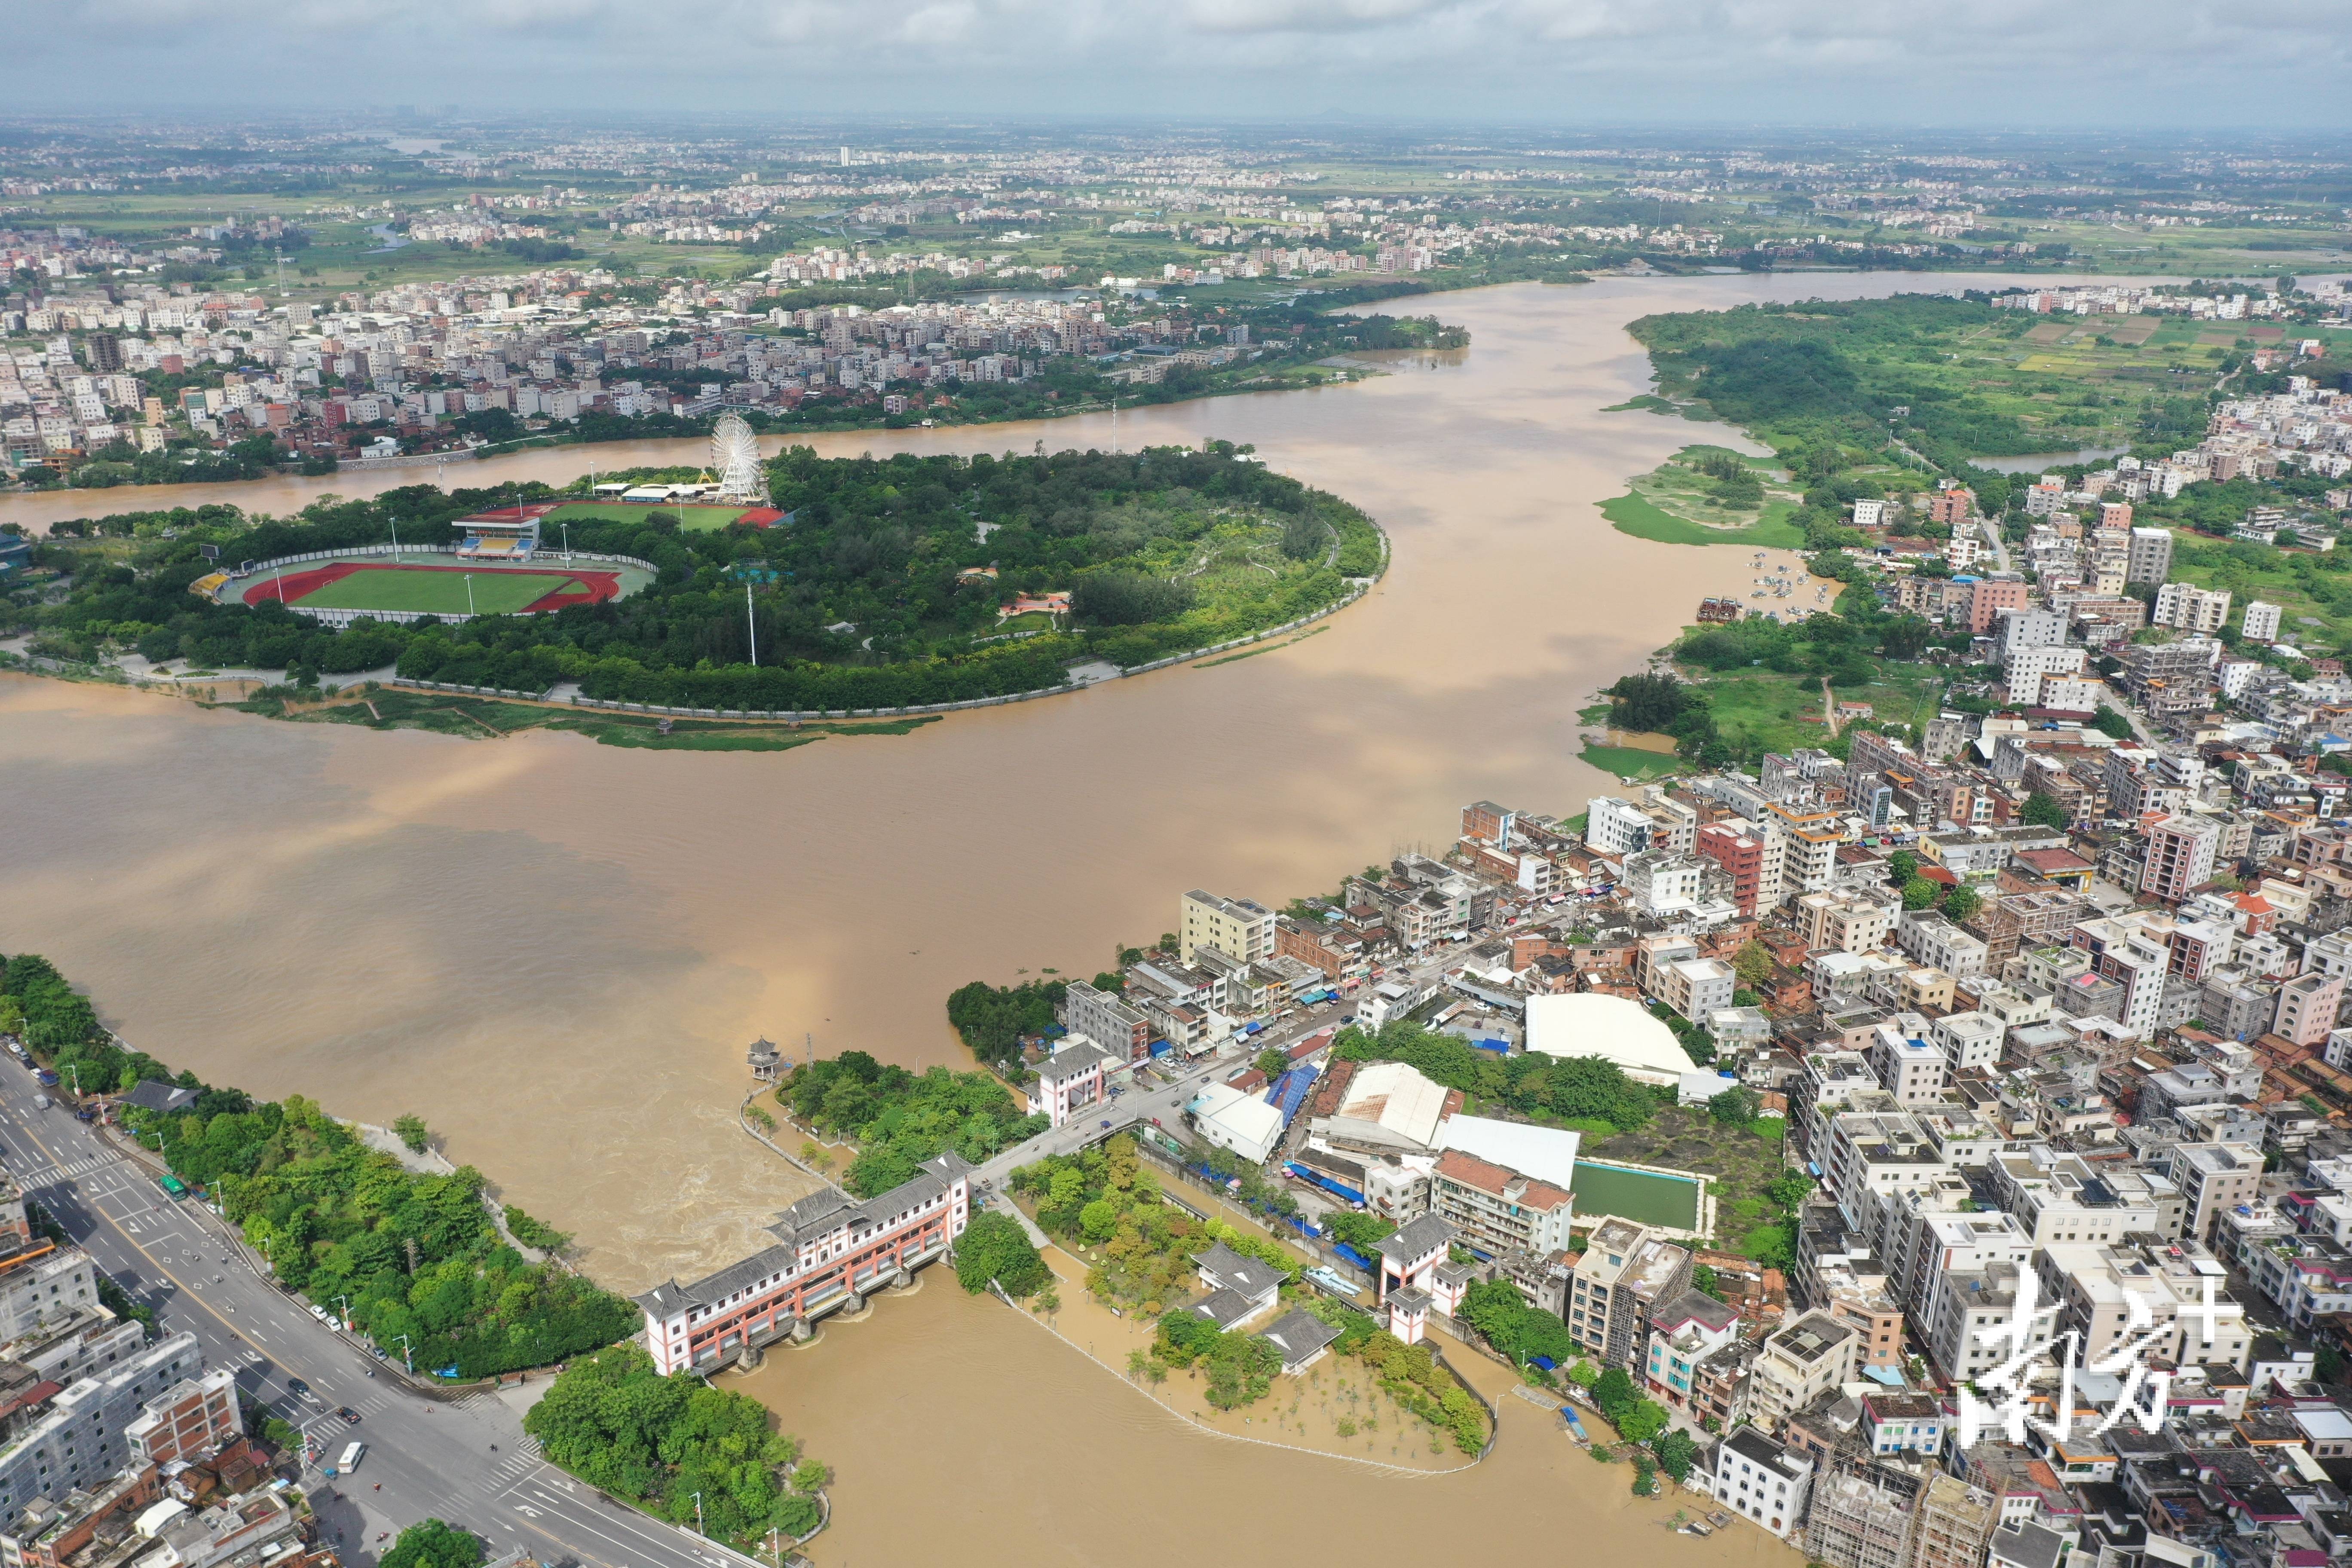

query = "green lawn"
[
  {"left": 542, "top": 502, "right": 759, "bottom": 532},
  {"left": 294, "top": 567, "right": 581, "bottom": 616},
  {"left": 1599, "top": 446, "right": 1810, "bottom": 550},
  {"left": 1579, "top": 742, "right": 1686, "bottom": 781}
]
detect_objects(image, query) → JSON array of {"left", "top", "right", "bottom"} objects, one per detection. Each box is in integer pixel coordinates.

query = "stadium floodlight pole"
[
  {"left": 465, "top": 575, "right": 476, "bottom": 616},
  {"left": 746, "top": 582, "right": 758, "bottom": 668},
  {"left": 561, "top": 521, "right": 570, "bottom": 561},
  {"left": 390, "top": 517, "right": 400, "bottom": 563}
]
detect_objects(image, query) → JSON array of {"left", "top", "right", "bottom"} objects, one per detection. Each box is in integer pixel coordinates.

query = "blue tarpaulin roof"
[
  {"left": 1287, "top": 1162, "right": 1366, "bottom": 1204},
  {"left": 1266, "top": 1064, "right": 1319, "bottom": 1127},
  {"left": 1332, "top": 1241, "right": 1378, "bottom": 1273}
]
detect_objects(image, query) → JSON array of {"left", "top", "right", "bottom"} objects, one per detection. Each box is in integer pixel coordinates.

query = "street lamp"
[
  {"left": 334, "top": 1294, "right": 352, "bottom": 1332},
  {"left": 393, "top": 1333, "right": 414, "bottom": 1374},
  {"left": 688, "top": 1493, "right": 704, "bottom": 1537}
]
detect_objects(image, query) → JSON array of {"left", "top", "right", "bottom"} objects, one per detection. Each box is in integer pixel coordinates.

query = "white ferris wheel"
[{"left": 710, "top": 412, "right": 768, "bottom": 504}]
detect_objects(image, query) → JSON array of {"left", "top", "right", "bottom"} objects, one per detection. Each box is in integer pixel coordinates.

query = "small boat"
[
  {"left": 1682, "top": 1522, "right": 1713, "bottom": 1537},
  {"left": 1708, "top": 1512, "right": 1732, "bottom": 1528}
]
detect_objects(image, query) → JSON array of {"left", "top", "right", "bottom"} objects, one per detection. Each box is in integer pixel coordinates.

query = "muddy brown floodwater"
[{"left": 3, "top": 273, "right": 1997, "bottom": 1562}]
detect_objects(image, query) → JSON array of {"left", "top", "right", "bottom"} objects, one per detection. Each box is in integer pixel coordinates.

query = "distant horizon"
[{"left": 6, "top": 0, "right": 2347, "bottom": 133}]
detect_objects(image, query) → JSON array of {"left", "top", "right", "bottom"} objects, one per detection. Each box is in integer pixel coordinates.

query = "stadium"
[{"left": 213, "top": 505, "right": 658, "bottom": 625}]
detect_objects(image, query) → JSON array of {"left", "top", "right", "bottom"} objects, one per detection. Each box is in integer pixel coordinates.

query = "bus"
[
  {"left": 338, "top": 1442, "right": 365, "bottom": 1473},
  {"left": 156, "top": 1174, "right": 187, "bottom": 1198}
]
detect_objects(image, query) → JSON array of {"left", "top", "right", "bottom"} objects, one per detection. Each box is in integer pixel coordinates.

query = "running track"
[{"left": 241, "top": 561, "right": 623, "bottom": 615}]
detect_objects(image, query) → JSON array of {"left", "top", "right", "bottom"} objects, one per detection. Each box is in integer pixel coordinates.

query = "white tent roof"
[
  {"left": 1436, "top": 1114, "right": 1581, "bottom": 1192},
  {"left": 1334, "top": 1060, "right": 1450, "bottom": 1148},
  {"left": 1523, "top": 992, "right": 1697, "bottom": 1086}
]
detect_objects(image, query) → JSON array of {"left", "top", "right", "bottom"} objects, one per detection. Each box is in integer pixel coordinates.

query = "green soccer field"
[
  {"left": 542, "top": 502, "right": 754, "bottom": 532},
  {"left": 294, "top": 567, "right": 579, "bottom": 616}
]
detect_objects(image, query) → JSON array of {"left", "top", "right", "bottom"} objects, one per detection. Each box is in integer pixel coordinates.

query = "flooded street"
[{"left": 2, "top": 271, "right": 1991, "bottom": 1560}]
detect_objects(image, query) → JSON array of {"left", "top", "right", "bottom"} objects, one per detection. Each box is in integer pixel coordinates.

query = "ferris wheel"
[{"left": 710, "top": 413, "right": 768, "bottom": 504}]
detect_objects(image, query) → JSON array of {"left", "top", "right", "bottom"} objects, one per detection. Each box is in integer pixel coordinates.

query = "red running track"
[{"left": 241, "top": 561, "right": 623, "bottom": 614}]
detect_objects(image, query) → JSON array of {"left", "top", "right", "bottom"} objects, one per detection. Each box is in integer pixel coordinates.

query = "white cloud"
[{"left": 3, "top": 0, "right": 2348, "bottom": 119}]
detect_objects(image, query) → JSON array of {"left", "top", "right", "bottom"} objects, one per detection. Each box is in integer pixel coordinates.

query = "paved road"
[{"left": 0, "top": 1066, "right": 755, "bottom": 1568}]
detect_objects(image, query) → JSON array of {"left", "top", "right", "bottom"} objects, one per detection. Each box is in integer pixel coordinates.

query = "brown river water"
[{"left": 0, "top": 273, "right": 1991, "bottom": 1564}]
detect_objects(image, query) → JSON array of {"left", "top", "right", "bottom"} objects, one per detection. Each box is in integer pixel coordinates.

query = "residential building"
[
  {"left": 1428, "top": 1149, "right": 1574, "bottom": 1258},
  {"left": 1567, "top": 1219, "right": 1691, "bottom": 1366},
  {"left": 2141, "top": 815, "right": 2220, "bottom": 904},
  {"left": 2154, "top": 582, "right": 2232, "bottom": 634},
  {"left": 1644, "top": 1289, "right": 1741, "bottom": 1410},
  {"left": 1179, "top": 889, "right": 1274, "bottom": 965},
  {"left": 121, "top": 1367, "right": 240, "bottom": 1465},
  {"left": 1029, "top": 1039, "right": 1112, "bottom": 1127},
  {"left": 2242, "top": 600, "right": 2284, "bottom": 643},
  {"left": 1805, "top": 1464, "right": 1923, "bottom": 1568},
  {"left": 1062, "top": 980, "right": 1152, "bottom": 1060},
  {"left": 1748, "top": 1313, "right": 1859, "bottom": 1430},
  {"left": 1799, "top": 887, "right": 1899, "bottom": 956},
  {"left": 2125, "top": 526, "right": 2174, "bottom": 586},
  {"left": 1707, "top": 1429, "right": 1814, "bottom": 1540},
  {"left": 2167, "top": 1142, "right": 2262, "bottom": 1244},
  {"left": 2273, "top": 969, "right": 2345, "bottom": 1049},
  {"left": 0, "top": 1330, "right": 204, "bottom": 1521}
]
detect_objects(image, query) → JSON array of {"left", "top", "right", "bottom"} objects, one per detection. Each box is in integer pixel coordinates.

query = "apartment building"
[
  {"left": 2036, "top": 1239, "right": 2251, "bottom": 1370},
  {"left": 1867, "top": 1026, "right": 1950, "bottom": 1106},
  {"left": 1800, "top": 886, "right": 1899, "bottom": 956},
  {"left": 1771, "top": 801, "right": 1855, "bottom": 897},
  {"left": 1179, "top": 889, "right": 1275, "bottom": 965},
  {"left": 1748, "top": 1313, "right": 1860, "bottom": 1429},
  {"left": 1062, "top": 980, "right": 1152, "bottom": 1060},
  {"left": 2273, "top": 969, "right": 2346, "bottom": 1049},
  {"left": 2154, "top": 582, "right": 2232, "bottom": 634},
  {"left": 1925, "top": 1259, "right": 2055, "bottom": 1386},
  {"left": 1696, "top": 819, "right": 1784, "bottom": 917},
  {"left": 2125, "top": 526, "right": 2174, "bottom": 585},
  {"left": 2141, "top": 815, "right": 2221, "bottom": 903},
  {"left": 1567, "top": 1219, "right": 1692, "bottom": 1366},
  {"left": 122, "top": 1366, "right": 240, "bottom": 1465},
  {"left": 2167, "top": 1142, "right": 2263, "bottom": 1244},
  {"left": 2242, "top": 600, "right": 2284, "bottom": 643},
  {"left": 1429, "top": 1149, "right": 1574, "bottom": 1257},
  {"left": 1586, "top": 790, "right": 1698, "bottom": 858},
  {"left": 1707, "top": 1429, "right": 1815, "bottom": 1541},
  {"left": 1658, "top": 956, "right": 1737, "bottom": 1025},
  {"left": 1897, "top": 910, "right": 1989, "bottom": 979},
  {"left": 1929, "top": 1010, "right": 2004, "bottom": 1074},
  {"left": 0, "top": 1330, "right": 205, "bottom": 1521},
  {"left": 1645, "top": 1289, "right": 1742, "bottom": 1410}
]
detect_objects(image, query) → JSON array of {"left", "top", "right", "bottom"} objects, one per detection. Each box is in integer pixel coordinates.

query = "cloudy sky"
[{"left": 8, "top": 0, "right": 2350, "bottom": 126}]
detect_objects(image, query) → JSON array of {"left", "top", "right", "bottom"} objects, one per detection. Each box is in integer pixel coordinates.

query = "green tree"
[
  {"left": 1708, "top": 1085, "right": 1760, "bottom": 1125},
  {"left": 1886, "top": 850, "right": 1918, "bottom": 883},
  {"left": 1617, "top": 1399, "right": 1669, "bottom": 1445},
  {"left": 1901, "top": 876, "right": 1939, "bottom": 911},
  {"left": 1941, "top": 884, "right": 1982, "bottom": 923},
  {"left": 1079, "top": 1199, "right": 1119, "bottom": 1245},
  {"left": 392, "top": 1114, "right": 431, "bottom": 1154},
  {"left": 1652, "top": 1427, "right": 1699, "bottom": 1482},
  {"left": 1254, "top": 1047, "right": 1289, "bottom": 1081},
  {"left": 380, "top": 1521, "right": 484, "bottom": 1568},
  {"left": 1732, "top": 941, "right": 1773, "bottom": 987},
  {"left": 2021, "top": 791, "right": 2069, "bottom": 829},
  {"left": 954, "top": 1210, "right": 1049, "bottom": 1298},
  {"left": 1593, "top": 1365, "right": 1637, "bottom": 1424}
]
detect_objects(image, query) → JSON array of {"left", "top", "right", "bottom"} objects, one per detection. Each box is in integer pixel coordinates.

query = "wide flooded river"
[{"left": 4, "top": 272, "right": 1991, "bottom": 1562}]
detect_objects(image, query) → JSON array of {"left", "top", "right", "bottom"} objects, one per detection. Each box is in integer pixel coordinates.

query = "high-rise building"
[
  {"left": 1179, "top": 890, "right": 1275, "bottom": 965},
  {"left": 2125, "top": 526, "right": 2174, "bottom": 585},
  {"left": 2242, "top": 600, "right": 2284, "bottom": 643},
  {"left": 2141, "top": 814, "right": 2220, "bottom": 904}
]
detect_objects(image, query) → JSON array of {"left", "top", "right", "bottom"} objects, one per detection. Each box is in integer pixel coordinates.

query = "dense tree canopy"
[
  {"left": 1333, "top": 1020, "right": 1662, "bottom": 1134},
  {"left": 781, "top": 1052, "right": 1046, "bottom": 1197},
  {"left": 20, "top": 446, "right": 1384, "bottom": 712},
  {"left": 523, "top": 1345, "right": 824, "bottom": 1549}
]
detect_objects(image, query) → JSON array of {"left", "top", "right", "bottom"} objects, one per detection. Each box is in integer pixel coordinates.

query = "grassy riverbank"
[{"left": 224, "top": 684, "right": 940, "bottom": 750}]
